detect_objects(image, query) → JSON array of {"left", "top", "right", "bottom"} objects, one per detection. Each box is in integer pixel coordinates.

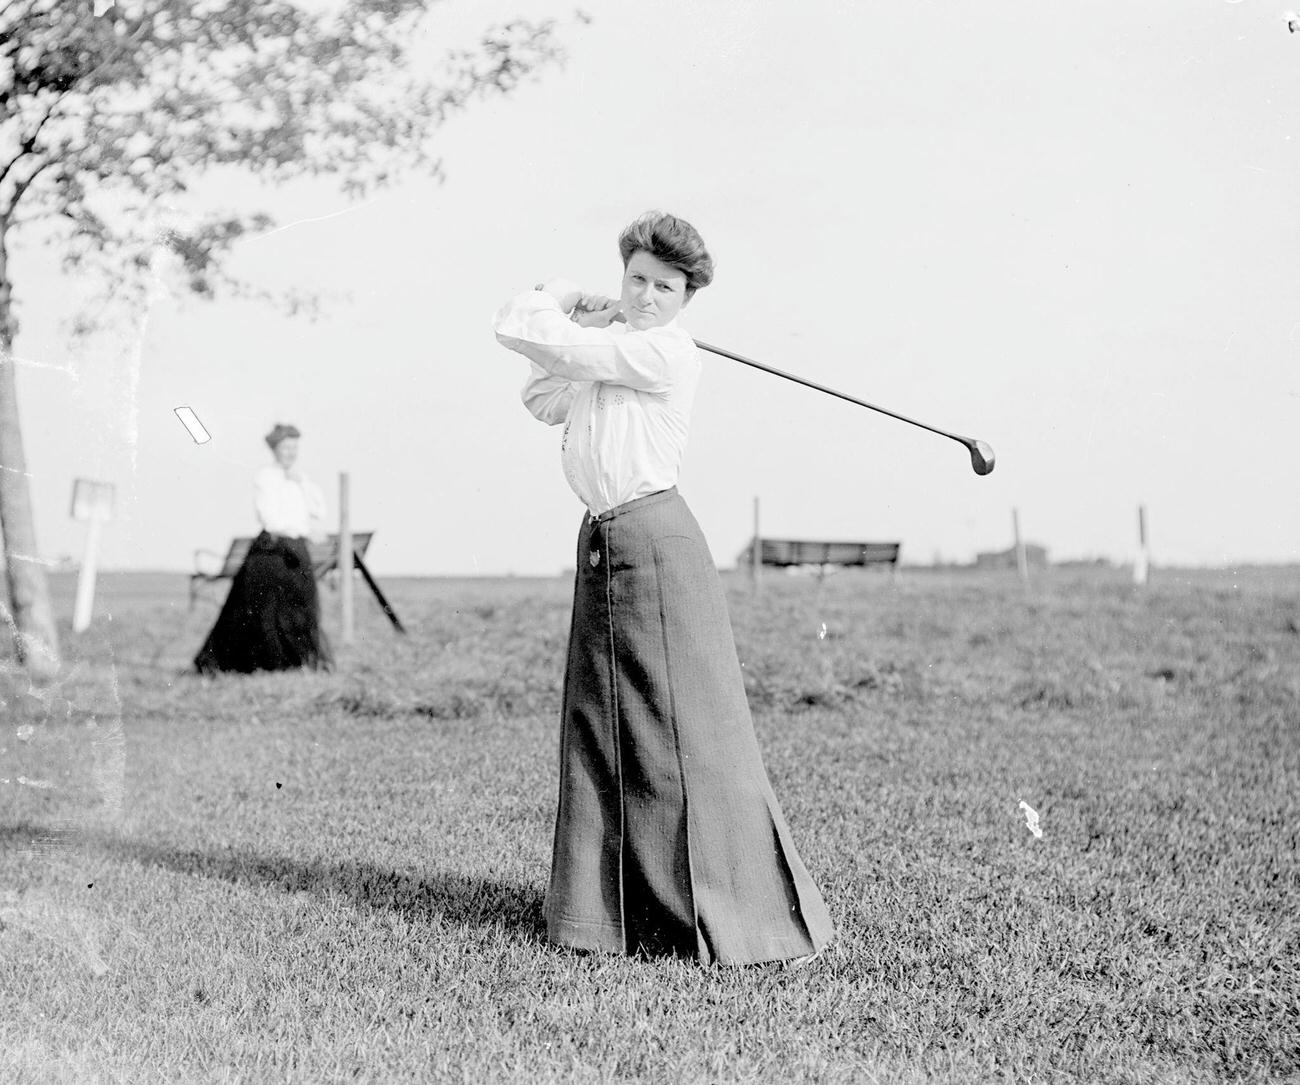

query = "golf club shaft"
[
  {"left": 692, "top": 338, "right": 967, "bottom": 447},
  {"left": 587, "top": 306, "right": 981, "bottom": 457}
]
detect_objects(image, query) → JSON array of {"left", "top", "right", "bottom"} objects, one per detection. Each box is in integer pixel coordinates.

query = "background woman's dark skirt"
[
  {"left": 194, "top": 532, "right": 332, "bottom": 675},
  {"left": 545, "top": 488, "right": 834, "bottom": 965}
]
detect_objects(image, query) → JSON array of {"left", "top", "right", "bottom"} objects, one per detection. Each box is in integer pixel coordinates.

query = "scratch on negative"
[
  {"left": 0, "top": 894, "right": 114, "bottom": 978},
  {"left": 2, "top": 354, "right": 80, "bottom": 381},
  {"left": 245, "top": 199, "right": 381, "bottom": 244},
  {"left": 89, "top": 639, "right": 127, "bottom": 818},
  {"left": 16, "top": 776, "right": 55, "bottom": 790},
  {"left": 0, "top": 464, "right": 34, "bottom": 478},
  {"left": 3, "top": 551, "right": 61, "bottom": 566}
]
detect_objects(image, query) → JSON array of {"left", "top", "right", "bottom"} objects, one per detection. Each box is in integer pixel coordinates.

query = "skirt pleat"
[{"left": 544, "top": 489, "right": 833, "bottom": 964}]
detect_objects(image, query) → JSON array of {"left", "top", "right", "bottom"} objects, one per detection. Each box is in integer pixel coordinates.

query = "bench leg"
[{"left": 352, "top": 553, "right": 407, "bottom": 635}]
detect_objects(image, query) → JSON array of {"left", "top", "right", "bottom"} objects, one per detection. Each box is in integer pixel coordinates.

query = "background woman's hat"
[{"left": 265, "top": 423, "right": 301, "bottom": 449}]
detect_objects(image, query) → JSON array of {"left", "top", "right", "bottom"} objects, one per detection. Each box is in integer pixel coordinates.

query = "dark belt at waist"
[
  {"left": 589, "top": 487, "right": 678, "bottom": 526},
  {"left": 257, "top": 530, "right": 307, "bottom": 545}
]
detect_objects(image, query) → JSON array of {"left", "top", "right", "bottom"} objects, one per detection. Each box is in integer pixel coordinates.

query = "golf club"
[
  {"left": 693, "top": 338, "right": 996, "bottom": 477},
  {"left": 582, "top": 303, "right": 995, "bottom": 475}
]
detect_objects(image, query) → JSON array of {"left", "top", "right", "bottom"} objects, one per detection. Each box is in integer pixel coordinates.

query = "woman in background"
[
  {"left": 492, "top": 211, "right": 833, "bottom": 966},
  {"left": 194, "top": 423, "right": 332, "bottom": 675}
]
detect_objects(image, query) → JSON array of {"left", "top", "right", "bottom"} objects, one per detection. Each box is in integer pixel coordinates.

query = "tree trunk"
[{"left": 0, "top": 222, "right": 61, "bottom": 682}]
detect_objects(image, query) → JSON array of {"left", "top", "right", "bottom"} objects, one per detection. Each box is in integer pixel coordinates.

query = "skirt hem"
[{"left": 546, "top": 911, "right": 830, "bottom": 967}]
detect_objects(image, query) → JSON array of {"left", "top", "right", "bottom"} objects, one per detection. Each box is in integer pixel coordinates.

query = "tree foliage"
[{"left": 0, "top": 0, "right": 572, "bottom": 321}]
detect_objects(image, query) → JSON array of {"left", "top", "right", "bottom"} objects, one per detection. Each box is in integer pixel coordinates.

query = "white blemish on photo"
[
  {"left": 17, "top": 776, "right": 55, "bottom": 790},
  {"left": 174, "top": 406, "right": 212, "bottom": 444},
  {"left": 1018, "top": 800, "right": 1043, "bottom": 839}
]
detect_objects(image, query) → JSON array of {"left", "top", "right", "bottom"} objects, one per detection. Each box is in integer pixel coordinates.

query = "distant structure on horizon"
[
  {"left": 975, "top": 544, "right": 1050, "bottom": 570},
  {"left": 1055, "top": 556, "right": 1115, "bottom": 570}
]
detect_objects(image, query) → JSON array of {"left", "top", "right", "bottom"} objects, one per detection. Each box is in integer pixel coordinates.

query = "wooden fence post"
[
  {"left": 1133, "top": 504, "right": 1150, "bottom": 586},
  {"left": 1013, "top": 507, "right": 1028, "bottom": 583},
  {"left": 339, "top": 472, "right": 354, "bottom": 645}
]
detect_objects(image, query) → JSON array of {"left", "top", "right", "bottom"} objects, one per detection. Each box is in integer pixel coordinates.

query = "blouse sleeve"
[
  {"left": 253, "top": 468, "right": 276, "bottom": 531},
  {"left": 493, "top": 291, "right": 694, "bottom": 394},
  {"left": 303, "top": 477, "right": 327, "bottom": 530},
  {"left": 521, "top": 362, "right": 578, "bottom": 426}
]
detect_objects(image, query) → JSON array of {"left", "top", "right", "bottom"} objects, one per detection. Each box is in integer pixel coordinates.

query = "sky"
[{"left": 10, "top": 0, "right": 1300, "bottom": 577}]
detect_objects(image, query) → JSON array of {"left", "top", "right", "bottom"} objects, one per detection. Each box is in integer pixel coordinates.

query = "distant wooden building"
[{"left": 975, "top": 543, "right": 1049, "bottom": 570}]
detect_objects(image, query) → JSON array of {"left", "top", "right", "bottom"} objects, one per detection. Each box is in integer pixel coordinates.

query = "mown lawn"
[{"left": 2, "top": 566, "right": 1297, "bottom": 1084}]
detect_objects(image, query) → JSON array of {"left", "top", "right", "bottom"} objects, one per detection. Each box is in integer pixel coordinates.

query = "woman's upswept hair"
[
  {"left": 618, "top": 211, "right": 714, "bottom": 297},
  {"left": 265, "top": 423, "right": 300, "bottom": 450}
]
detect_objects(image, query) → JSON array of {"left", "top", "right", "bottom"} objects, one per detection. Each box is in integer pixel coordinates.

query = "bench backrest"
[
  {"left": 217, "top": 532, "right": 374, "bottom": 578},
  {"left": 309, "top": 532, "right": 373, "bottom": 574}
]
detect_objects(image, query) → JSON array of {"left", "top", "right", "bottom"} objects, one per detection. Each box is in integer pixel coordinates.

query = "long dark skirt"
[
  {"left": 194, "top": 532, "right": 331, "bottom": 675},
  {"left": 545, "top": 488, "right": 834, "bottom": 965}
]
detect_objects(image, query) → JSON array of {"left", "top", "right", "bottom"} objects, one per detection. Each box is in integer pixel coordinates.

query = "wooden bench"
[
  {"left": 190, "top": 531, "right": 405, "bottom": 633},
  {"left": 191, "top": 531, "right": 373, "bottom": 605},
  {"left": 739, "top": 538, "right": 901, "bottom": 573}
]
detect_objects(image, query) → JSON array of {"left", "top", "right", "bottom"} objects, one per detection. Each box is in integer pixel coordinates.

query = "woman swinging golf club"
[{"left": 493, "top": 211, "right": 833, "bottom": 966}]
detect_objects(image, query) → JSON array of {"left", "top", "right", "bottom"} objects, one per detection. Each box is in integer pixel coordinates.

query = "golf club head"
[{"left": 968, "top": 440, "right": 995, "bottom": 476}]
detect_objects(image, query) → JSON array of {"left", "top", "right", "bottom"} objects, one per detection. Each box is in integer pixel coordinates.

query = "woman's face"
[
  {"left": 620, "top": 250, "right": 689, "bottom": 330},
  {"left": 274, "top": 437, "right": 299, "bottom": 470}
]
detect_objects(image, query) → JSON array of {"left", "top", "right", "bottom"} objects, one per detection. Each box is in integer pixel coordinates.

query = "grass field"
[{"left": 2, "top": 565, "right": 1298, "bottom": 1084}]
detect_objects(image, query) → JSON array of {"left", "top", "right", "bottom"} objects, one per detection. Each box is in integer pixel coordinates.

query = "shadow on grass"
[
  {"left": 138, "top": 842, "right": 549, "bottom": 943},
  {"left": 4, "top": 822, "right": 546, "bottom": 944}
]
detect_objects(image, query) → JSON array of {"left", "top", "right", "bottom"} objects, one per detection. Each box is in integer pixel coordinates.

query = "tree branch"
[
  {"left": 0, "top": 0, "right": 54, "bottom": 41},
  {"left": 0, "top": 99, "right": 59, "bottom": 188},
  {"left": 0, "top": 158, "right": 55, "bottom": 224}
]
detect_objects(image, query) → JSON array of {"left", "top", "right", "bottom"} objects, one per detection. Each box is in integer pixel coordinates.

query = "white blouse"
[
  {"left": 254, "top": 466, "right": 326, "bottom": 539},
  {"left": 492, "top": 291, "right": 702, "bottom": 516}
]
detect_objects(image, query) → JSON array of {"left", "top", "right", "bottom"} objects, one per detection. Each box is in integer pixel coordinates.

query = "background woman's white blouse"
[
  {"left": 493, "top": 291, "right": 702, "bottom": 516},
  {"left": 254, "top": 466, "right": 326, "bottom": 539}
]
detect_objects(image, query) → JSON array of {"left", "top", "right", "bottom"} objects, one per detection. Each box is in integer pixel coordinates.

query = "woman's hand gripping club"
[{"left": 536, "top": 279, "right": 624, "bottom": 328}]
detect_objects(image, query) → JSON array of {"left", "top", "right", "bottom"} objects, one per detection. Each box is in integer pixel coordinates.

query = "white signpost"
[{"left": 71, "top": 479, "right": 115, "bottom": 633}]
